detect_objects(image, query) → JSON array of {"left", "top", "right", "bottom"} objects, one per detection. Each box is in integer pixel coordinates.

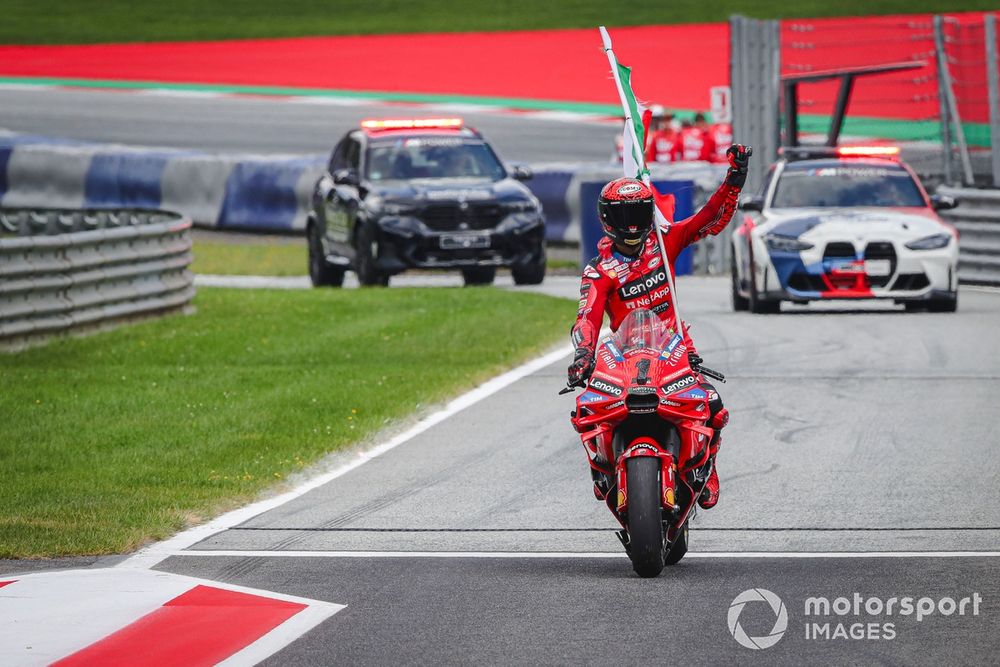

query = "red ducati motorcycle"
[{"left": 563, "top": 309, "right": 727, "bottom": 577}]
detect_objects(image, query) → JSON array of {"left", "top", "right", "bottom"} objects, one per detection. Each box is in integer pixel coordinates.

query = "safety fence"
[
  {"left": 733, "top": 12, "right": 999, "bottom": 189},
  {"left": 0, "top": 208, "right": 194, "bottom": 348},
  {"left": 937, "top": 186, "right": 1000, "bottom": 286}
]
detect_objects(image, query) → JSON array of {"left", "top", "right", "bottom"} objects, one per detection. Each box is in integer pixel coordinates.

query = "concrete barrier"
[{"left": 0, "top": 207, "right": 194, "bottom": 349}]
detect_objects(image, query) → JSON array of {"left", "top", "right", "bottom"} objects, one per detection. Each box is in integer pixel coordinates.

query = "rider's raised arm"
[{"left": 668, "top": 144, "right": 752, "bottom": 250}]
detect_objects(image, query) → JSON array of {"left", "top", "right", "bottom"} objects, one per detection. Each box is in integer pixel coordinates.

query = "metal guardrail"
[
  {"left": 937, "top": 186, "right": 1000, "bottom": 286},
  {"left": 0, "top": 208, "right": 195, "bottom": 348}
]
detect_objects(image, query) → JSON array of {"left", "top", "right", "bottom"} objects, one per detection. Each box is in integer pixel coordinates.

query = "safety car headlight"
[
  {"left": 764, "top": 233, "right": 814, "bottom": 252},
  {"left": 904, "top": 233, "right": 951, "bottom": 250}
]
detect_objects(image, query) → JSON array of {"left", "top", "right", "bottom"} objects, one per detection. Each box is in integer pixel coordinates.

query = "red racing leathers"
[{"left": 571, "top": 179, "right": 742, "bottom": 354}]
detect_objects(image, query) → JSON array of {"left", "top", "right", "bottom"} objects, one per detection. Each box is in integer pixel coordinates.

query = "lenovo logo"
[
  {"left": 662, "top": 375, "right": 696, "bottom": 394},
  {"left": 618, "top": 268, "right": 668, "bottom": 300},
  {"left": 590, "top": 378, "right": 623, "bottom": 396}
]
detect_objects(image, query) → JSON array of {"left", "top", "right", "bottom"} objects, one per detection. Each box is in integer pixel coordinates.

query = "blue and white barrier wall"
[{"left": 0, "top": 134, "right": 727, "bottom": 245}]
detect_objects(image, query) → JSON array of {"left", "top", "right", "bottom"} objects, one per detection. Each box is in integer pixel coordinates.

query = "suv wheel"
[
  {"left": 355, "top": 223, "right": 389, "bottom": 287},
  {"left": 308, "top": 224, "right": 345, "bottom": 287},
  {"left": 511, "top": 258, "right": 546, "bottom": 285},
  {"left": 462, "top": 266, "right": 496, "bottom": 286}
]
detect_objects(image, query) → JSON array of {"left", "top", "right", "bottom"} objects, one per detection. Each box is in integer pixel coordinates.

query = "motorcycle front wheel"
[{"left": 625, "top": 456, "right": 665, "bottom": 578}]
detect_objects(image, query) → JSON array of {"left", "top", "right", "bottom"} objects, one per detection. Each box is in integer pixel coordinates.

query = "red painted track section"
[
  {"left": 0, "top": 581, "right": 15, "bottom": 589},
  {"left": 51, "top": 585, "right": 307, "bottom": 667},
  {"left": 0, "top": 25, "right": 728, "bottom": 110}
]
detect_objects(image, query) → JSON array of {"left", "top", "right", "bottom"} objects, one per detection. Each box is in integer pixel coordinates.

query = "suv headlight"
[
  {"left": 505, "top": 198, "right": 540, "bottom": 214},
  {"left": 764, "top": 233, "right": 814, "bottom": 252},
  {"left": 904, "top": 233, "right": 951, "bottom": 250}
]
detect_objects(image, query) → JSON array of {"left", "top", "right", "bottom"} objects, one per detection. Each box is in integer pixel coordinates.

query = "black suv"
[{"left": 307, "top": 118, "right": 546, "bottom": 287}]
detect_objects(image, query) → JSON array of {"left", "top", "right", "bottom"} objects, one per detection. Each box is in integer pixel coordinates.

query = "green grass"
[
  {"left": 192, "top": 239, "right": 306, "bottom": 276},
  {"left": 0, "top": 0, "right": 993, "bottom": 44},
  {"left": 0, "top": 287, "right": 574, "bottom": 558}
]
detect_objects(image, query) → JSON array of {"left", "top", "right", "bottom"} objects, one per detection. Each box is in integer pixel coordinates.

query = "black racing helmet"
[{"left": 598, "top": 177, "right": 655, "bottom": 248}]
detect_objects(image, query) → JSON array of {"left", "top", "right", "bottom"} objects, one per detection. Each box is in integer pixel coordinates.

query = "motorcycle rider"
[{"left": 568, "top": 144, "right": 752, "bottom": 509}]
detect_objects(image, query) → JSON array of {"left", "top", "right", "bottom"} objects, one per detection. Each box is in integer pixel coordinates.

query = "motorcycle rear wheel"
[{"left": 625, "top": 457, "right": 665, "bottom": 578}]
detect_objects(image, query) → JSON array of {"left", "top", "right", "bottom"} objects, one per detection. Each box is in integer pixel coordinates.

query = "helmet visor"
[{"left": 602, "top": 199, "right": 653, "bottom": 243}]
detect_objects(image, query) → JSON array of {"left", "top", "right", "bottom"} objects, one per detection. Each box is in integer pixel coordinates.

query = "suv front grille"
[{"left": 420, "top": 203, "right": 506, "bottom": 231}]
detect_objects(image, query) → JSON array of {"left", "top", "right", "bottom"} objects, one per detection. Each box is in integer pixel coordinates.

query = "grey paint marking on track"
[{"left": 0, "top": 87, "right": 617, "bottom": 162}]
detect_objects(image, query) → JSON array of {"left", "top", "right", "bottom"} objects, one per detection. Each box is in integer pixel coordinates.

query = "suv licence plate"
[
  {"left": 439, "top": 233, "right": 491, "bottom": 250},
  {"left": 865, "top": 259, "right": 892, "bottom": 276}
]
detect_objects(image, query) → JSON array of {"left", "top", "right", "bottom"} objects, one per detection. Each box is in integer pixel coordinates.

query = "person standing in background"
[
  {"left": 709, "top": 114, "right": 733, "bottom": 164},
  {"left": 644, "top": 105, "right": 679, "bottom": 164},
  {"left": 672, "top": 113, "right": 713, "bottom": 162}
]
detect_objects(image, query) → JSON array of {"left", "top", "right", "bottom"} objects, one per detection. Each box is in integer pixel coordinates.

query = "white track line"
[
  {"left": 119, "top": 344, "right": 574, "bottom": 570},
  {"left": 169, "top": 550, "right": 1000, "bottom": 559}
]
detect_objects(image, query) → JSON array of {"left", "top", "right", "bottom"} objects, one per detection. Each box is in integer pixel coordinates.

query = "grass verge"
[
  {"left": 0, "top": 286, "right": 574, "bottom": 558},
  {"left": 0, "top": 1, "right": 993, "bottom": 44}
]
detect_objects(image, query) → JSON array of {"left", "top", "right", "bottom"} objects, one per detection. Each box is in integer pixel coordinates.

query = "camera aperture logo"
[{"left": 728, "top": 588, "right": 788, "bottom": 650}]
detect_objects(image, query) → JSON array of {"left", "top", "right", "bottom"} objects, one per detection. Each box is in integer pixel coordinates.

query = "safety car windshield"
[
  {"left": 606, "top": 309, "right": 677, "bottom": 354},
  {"left": 366, "top": 137, "right": 506, "bottom": 182},
  {"left": 771, "top": 164, "right": 925, "bottom": 208}
]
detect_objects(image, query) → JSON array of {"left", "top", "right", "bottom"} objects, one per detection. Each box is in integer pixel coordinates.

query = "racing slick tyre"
[
  {"left": 928, "top": 293, "right": 958, "bottom": 313},
  {"left": 625, "top": 457, "right": 665, "bottom": 578},
  {"left": 461, "top": 267, "right": 496, "bottom": 286},
  {"left": 308, "top": 225, "right": 345, "bottom": 288},
  {"left": 355, "top": 223, "right": 389, "bottom": 287},
  {"left": 664, "top": 521, "right": 689, "bottom": 566},
  {"left": 731, "top": 256, "right": 749, "bottom": 312}
]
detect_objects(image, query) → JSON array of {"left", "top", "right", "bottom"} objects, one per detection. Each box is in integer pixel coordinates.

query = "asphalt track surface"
[
  {"left": 0, "top": 86, "right": 617, "bottom": 162},
  {"left": 157, "top": 278, "right": 999, "bottom": 664}
]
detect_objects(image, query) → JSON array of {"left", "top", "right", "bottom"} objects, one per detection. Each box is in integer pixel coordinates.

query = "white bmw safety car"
[{"left": 731, "top": 147, "right": 960, "bottom": 313}]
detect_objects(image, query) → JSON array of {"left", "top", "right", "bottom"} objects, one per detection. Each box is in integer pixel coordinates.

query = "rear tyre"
[
  {"left": 664, "top": 521, "right": 689, "bottom": 566},
  {"left": 355, "top": 223, "right": 389, "bottom": 287},
  {"left": 928, "top": 293, "right": 958, "bottom": 313},
  {"left": 625, "top": 457, "right": 665, "bottom": 578},
  {"left": 308, "top": 225, "right": 345, "bottom": 288},
  {"left": 731, "top": 255, "right": 749, "bottom": 312},
  {"left": 462, "top": 266, "right": 496, "bottom": 286}
]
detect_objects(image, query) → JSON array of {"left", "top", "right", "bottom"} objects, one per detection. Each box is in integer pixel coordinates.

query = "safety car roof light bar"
[
  {"left": 779, "top": 145, "right": 901, "bottom": 160},
  {"left": 360, "top": 118, "right": 464, "bottom": 130},
  {"left": 781, "top": 61, "right": 925, "bottom": 148}
]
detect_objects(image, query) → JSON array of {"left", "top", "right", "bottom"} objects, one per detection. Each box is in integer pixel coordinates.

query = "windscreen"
[
  {"left": 771, "top": 163, "right": 925, "bottom": 208},
  {"left": 606, "top": 309, "right": 677, "bottom": 354},
  {"left": 366, "top": 137, "right": 506, "bottom": 181}
]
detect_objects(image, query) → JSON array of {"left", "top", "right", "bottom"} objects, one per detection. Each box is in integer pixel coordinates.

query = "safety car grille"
[
  {"left": 864, "top": 241, "right": 897, "bottom": 287},
  {"left": 420, "top": 204, "right": 506, "bottom": 231},
  {"left": 823, "top": 242, "right": 856, "bottom": 259},
  {"left": 890, "top": 273, "right": 930, "bottom": 291}
]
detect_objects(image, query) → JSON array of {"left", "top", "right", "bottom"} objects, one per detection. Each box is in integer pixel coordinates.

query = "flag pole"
[{"left": 599, "top": 26, "right": 686, "bottom": 337}]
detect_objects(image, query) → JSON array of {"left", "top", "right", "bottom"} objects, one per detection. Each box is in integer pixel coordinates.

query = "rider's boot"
[{"left": 698, "top": 408, "right": 728, "bottom": 510}]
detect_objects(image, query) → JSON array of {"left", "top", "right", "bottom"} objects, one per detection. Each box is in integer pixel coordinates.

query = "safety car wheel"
[
  {"left": 731, "top": 255, "right": 749, "bottom": 311},
  {"left": 308, "top": 224, "right": 345, "bottom": 288},
  {"left": 355, "top": 223, "right": 389, "bottom": 287},
  {"left": 461, "top": 267, "right": 496, "bottom": 286}
]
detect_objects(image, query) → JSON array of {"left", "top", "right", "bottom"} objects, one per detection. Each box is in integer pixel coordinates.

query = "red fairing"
[{"left": 571, "top": 180, "right": 742, "bottom": 352}]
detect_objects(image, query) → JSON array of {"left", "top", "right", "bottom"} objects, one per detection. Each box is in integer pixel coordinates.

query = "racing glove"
[
  {"left": 567, "top": 347, "right": 596, "bottom": 387},
  {"left": 725, "top": 144, "right": 753, "bottom": 188}
]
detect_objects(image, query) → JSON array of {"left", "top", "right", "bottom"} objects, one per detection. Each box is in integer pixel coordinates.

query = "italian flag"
[{"left": 599, "top": 26, "right": 674, "bottom": 222}]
